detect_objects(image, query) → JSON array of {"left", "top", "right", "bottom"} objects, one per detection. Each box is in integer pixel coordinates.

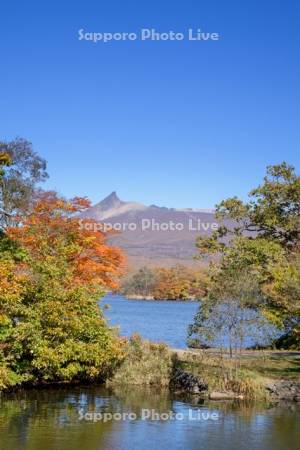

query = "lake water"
[
  {"left": 1, "top": 295, "right": 298, "bottom": 449},
  {"left": 1, "top": 385, "right": 299, "bottom": 450},
  {"left": 103, "top": 294, "right": 199, "bottom": 348},
  {"left": 102, "top": 294, "right": 278, "bottom": 349}
]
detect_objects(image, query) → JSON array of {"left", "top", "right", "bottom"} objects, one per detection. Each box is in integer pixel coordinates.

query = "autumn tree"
[
  {"left": 0, "top": 191, "right": 125, "bottom": 387},
  {"left": 120, "top": 267, "right": 158, "bottom": 298},
  {"left": 153, "top": 266, "right": 193, "bottom": 300},
  {"left": 120, "top": 265, "right": 209, "bottom": 300},
  {"left": 153, "top": 266, "right": 209, "bottom": 300}
]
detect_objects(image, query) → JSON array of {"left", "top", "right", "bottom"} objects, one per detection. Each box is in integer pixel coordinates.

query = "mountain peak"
[
  {"left": 81, "top": 192, "right": 147, "bottom": 221},
  {"left": 97, "top": 191, "right": 123, "bottom": 209},
  {"left": 105, "top": 191, "right": 120, "bottom": 202}
]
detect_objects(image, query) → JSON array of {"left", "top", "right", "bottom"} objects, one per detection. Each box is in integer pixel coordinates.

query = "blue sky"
[{"left": 0, "top": 0, "right": 299, "bottom": 208}]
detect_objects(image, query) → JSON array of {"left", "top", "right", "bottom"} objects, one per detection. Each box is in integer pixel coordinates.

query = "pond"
[{"left": 1, "top": 385, "right": 299, "bottom": 450}]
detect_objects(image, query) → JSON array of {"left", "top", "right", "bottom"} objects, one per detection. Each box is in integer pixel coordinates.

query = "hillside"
[{"left": 81, "top": 192, "right": 221, "bottom": 268}]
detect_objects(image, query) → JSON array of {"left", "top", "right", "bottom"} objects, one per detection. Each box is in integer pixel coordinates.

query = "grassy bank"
[
  {"left": 108, "top": 335, "right": 300, "bottom": 400},
  {"left": 108, "top": 334, "right": 172, "bottom": 386},
  {"left": 175, "top": 348, "right": 300, "bottom": 380},
  {"left": 2, "top": 334, "right": 298, "bottom": 399}
]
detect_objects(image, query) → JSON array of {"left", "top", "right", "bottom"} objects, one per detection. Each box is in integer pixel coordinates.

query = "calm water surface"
[
  {"left": 1, "top": 386, "right": 299, "bottom": 450},
  {"left": 1, "top": 295, "right": 298, "bottom": 450},
  {"left": 103, "top": 294, "right": 198, "bottom": 348},
  {"left": 103, "top": 294, "right": 278, "bottom": 349}
]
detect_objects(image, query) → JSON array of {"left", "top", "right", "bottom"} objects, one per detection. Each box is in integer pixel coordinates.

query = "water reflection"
[{"left": 0, "top": 386, "right": 299, "bottom": 450}]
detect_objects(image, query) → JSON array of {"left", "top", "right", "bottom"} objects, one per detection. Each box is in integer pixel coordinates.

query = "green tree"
[
  {"left": 188, "top": 269, "right": 276, "bottom": 354},
  {"left": 0, "top": 192, "right": 125, "bottom": 388},
  {"left": 214, "top": 162, "right": 300, "bottom": 250},
  {"left": 193, "top": 163, "right": 300, "bottom": 349},
  {"left": 121, "top": 267, "right": 158, "bottom": 298}
]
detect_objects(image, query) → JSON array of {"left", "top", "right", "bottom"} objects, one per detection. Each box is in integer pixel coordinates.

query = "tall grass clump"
[{"left": 108, "top": 334, "right": 172, "bottom": 386}]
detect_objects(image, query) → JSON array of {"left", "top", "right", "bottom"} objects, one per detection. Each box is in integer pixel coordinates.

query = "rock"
[
  {"left": 265, "top": 380, "right": 300, "bottom": 401},
  {"left": 170, "top": 369, "right": 208, "bottom": 394},
  {"left": 209, "top": 391, "right": 244, "bottom": 400}
]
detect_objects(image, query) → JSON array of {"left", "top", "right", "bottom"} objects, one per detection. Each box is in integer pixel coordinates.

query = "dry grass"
[
  {"left": 172, "top": 348, "right": 300, "bottom": 400},
  {"left": 108, "top": 340, "right": 299, "bottom": 400},
  {"left": 108, "top": 334, "right": 173, "bottom": 386}
]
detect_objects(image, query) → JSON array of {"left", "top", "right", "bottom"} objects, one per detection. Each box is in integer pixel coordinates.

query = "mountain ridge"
[{"left": 81, "top": 192, "right": 220, "bottom": 269}]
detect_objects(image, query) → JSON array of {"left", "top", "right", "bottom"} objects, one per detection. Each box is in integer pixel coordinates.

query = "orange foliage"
[{"left": 7, "top": 191, "right": 125, "bottom": 291}]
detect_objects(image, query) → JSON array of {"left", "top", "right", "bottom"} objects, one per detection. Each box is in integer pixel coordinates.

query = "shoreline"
[
  {"left": 120, "top": 294, "right": 199, "bottom": 302},
  {"left": 2, "top": 375, "right": 299, "bottom": 404},
  {"left": 2, "top": 346, "right": 299, "bottom": 402}
]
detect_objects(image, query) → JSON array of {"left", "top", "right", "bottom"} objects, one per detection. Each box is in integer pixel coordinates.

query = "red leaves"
[{"left": 7, "top": 191, "right": 125, "bottom": 291}]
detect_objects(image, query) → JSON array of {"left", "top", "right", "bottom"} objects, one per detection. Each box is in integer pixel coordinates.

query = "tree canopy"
[
  {"left": 0, "top": 190, "right": 125, "bottom": 388},
  {"left": 120, "top": 265, "right": 210, "bottom": 300},
  {"left": 0, "top": 138, "right": 48, "bottom": 227},
  {"left": 192, "top": 162, "right": 300, "bottom": 349}
]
